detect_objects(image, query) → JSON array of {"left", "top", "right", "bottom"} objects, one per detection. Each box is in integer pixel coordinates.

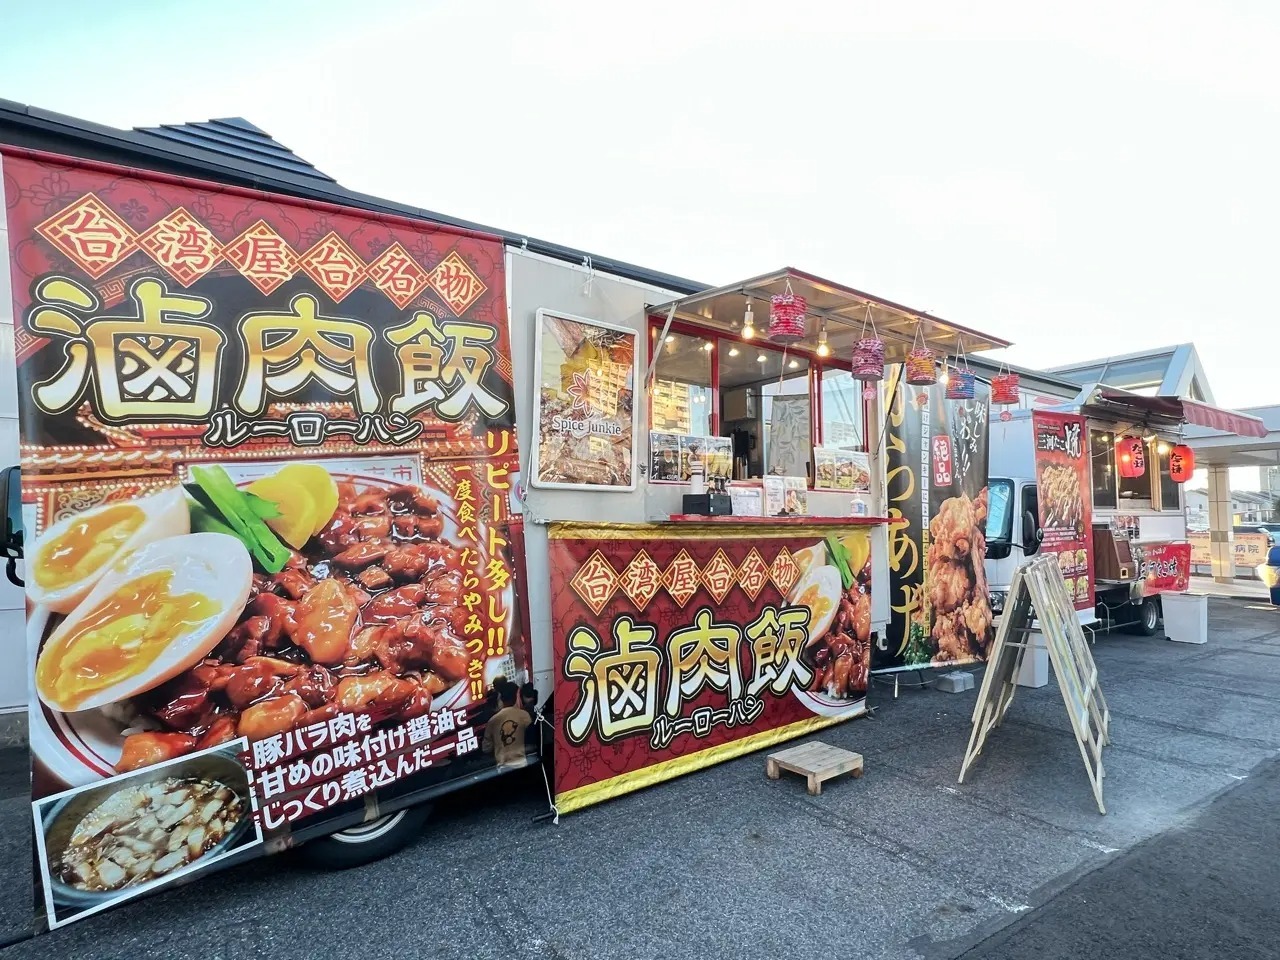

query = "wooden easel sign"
[{"left": 958, "top": 554, "right": 1111, "bottom": 813}]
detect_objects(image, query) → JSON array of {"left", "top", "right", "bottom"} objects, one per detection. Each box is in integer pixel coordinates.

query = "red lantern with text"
[
  {"left": 1116, "top": 436, "right": 1146, "bottom": 479},
  {"left": 1168, "top": 444, "right": 1195, "bottom": 483}
]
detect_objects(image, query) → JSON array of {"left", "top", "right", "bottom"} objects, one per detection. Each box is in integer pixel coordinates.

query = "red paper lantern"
[
  {"left": 991, "top": 372, "right": 1020, "bottom": 405},
  {"left": 1168, "top": 444, "right": 1195, "bottom": 483},
  {"left": 1116, "top": 435, "right": 1146, "bottom": 479},
  {"left": 768, "top": 290, "right": 806, "bottom": 343}
]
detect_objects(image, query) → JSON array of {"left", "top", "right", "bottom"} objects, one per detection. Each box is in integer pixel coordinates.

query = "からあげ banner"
[
  {"left": 878, "top": 369, "right": 992, "bottom": 672},
  {"left": 3, "top": 149, "right": 526, "bottom": 929},
  {"left": 1032, "top": 412, "right": 1094, "bottom": 613},
  {"left": 548, "top": 522, "right": 873, "bottom": 813}
]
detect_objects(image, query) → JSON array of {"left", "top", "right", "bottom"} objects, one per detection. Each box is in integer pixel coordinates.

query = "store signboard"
[
  {"left": 531, "top": 310, "right": 638, "bottom": 490},
  {"left": 1136, "top": 542, "right": 1191, "bottom": 596},
  {"left": 4, "top": 150, "right": 525, "bottom": 929},
  {"left": 1189, "top": 531, "right": 1272, "bottom": 568},
  {"left": 547, "top": 521, "right": 872, "bottom": 813},
  {"left": 1032, "top": 412, "right": 1095, "bottom": 613},
  {"left": 877, "top": 370, "right": 992, "bottom": 672}
]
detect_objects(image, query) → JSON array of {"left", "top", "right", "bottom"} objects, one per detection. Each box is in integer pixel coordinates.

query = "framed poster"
[{"left": 531, "top": 309, "right": 639, "bottom": 491}]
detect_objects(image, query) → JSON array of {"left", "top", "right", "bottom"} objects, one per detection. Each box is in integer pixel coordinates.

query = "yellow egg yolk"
[
  {"left": 797, "top": 583, "right": 834, "bottom": 621},
  {"left": 36, "top": 570, "right": 217, "bottom": 708},
  {"left": 34, "top": 505, "right": 145, "bottom": 591}
]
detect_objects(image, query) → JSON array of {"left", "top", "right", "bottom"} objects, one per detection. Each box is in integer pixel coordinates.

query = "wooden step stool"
[{"left": 766, "top": 741, "right": 864, "bottom": 795}]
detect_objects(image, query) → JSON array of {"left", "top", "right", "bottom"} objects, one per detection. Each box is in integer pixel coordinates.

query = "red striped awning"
[{"left": 1097, "top": 390, "right": 1267, "bottom": 438}]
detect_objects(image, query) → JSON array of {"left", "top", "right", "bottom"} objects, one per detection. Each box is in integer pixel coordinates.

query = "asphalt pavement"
[{"left": 1, "top": 597, "right": 1277, "bottom": 960}]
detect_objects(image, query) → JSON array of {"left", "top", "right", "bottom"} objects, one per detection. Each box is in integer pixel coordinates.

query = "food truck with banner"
[
  {"left": 984, "top": 385, "right": 1266, "bottom": 631},
  {"left": 1, "top": 146, "right": 1014, "bottom": 930}
]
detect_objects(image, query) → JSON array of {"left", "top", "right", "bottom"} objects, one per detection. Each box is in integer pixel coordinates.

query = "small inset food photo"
[{"left": 32, "top": 740, "right": 260, "bottom": 929}]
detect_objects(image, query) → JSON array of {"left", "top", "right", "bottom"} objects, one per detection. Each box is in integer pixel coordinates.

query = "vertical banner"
[
  {"left": 1032, "top": 412, "right": 1094, "bottom": 613},
  {"left": 548, "top": 522, "right": 873, "bottom": 813},
  {"left": 4, "top": 151, "right": 526, "bottom": 928},
  {"left": 877, "top": 371, "right": 992, "bottom": 671},
  {"left": 530, "top": 310, "right": 637, "bottom": 490}
]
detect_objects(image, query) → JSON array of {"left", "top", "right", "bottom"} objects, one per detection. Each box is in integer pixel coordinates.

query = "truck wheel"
[
  {"left": 1128, "top": 597, "right": 1162, "bottom": 636},
  {"left": 300, "top": 803, "right": 432, "bottom": 869}
]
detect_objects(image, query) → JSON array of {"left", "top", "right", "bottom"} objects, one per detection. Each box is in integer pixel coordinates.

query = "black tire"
[
  {"left": 1128, "top": 597, "right": 1161, "bottom": 636},
  {"left": 299, "top": 802, "right": 431, "bottom": 869}
]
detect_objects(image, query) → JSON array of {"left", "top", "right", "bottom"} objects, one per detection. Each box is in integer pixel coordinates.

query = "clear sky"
[{"left": 2, "top": 0, "right": 1277, "bottom": 424}]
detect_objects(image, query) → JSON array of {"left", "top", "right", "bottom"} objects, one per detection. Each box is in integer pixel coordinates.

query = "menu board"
[
  {"left": 650, "top": 433, "right": 732, "bottom": 482},
  {"left": 531, "top": 310, "right": 637, "bottom": 490},
  {"left": 814, "top": 448, "right": 871, "bottom": 493},
  {"left": 1032, "top": 412, "right": 1094, "bottom": 612},
  {"left": 764, "top": 476, "right": 808, "bottom": 516},
  {"left": 4, "top": 150, "right": 525, "bottom": 929}
]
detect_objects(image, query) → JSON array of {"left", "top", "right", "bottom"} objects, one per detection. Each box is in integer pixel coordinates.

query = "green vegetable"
[
  {"left": 903, "top": 620, "right": 933, "bottom": 666},
  {"left": 188, "top": 465, "right": 292, "bottom": 573},
  {"left": 189, "top": 499, "right": 238, "bottom": 539},
  {"left": 825, "top": 534, "right": 855, "bottom": 590}
]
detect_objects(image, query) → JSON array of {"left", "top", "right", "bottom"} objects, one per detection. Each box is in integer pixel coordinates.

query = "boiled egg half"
[
  {"left": 790, "top": 564, "right": 843, "bottom": 643},
  {"left": 35, "top": 532, "right": 252, "bottom": 713},
  {"left": 28, "top": 488, "right": 191, "bottom": 614}
]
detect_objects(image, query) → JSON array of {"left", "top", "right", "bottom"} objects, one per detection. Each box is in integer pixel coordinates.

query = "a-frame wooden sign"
[{"left": 958, "top": 554, "right": 1111, "bottom": 813}]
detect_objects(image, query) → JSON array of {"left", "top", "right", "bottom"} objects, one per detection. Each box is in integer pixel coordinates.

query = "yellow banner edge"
[{"left": 554, "top": 706, "right": 867, "bottom": 815}]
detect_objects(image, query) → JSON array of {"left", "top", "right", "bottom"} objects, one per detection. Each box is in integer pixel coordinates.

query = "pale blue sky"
[{"left": 2, "top": 0, "right": 1278, "bottom": 427}]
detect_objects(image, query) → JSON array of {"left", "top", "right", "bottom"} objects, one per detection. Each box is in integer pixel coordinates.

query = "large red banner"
[
  {"left": 548, "top": 521, "right": 873, "bottom": 813},
  {"left": 1032, "top": 412, "right": 1094, "bottom": 613},
  {"left": 4, "top": 149, "right": 524, "bottom": 928}
]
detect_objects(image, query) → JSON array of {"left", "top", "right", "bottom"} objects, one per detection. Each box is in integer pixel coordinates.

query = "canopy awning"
[
  {"left": 1094, "top": 388, "right": 1267, "bottom": 438},
  {"left": 647, "top": 268, "right": 1010, "bottom": 363}
]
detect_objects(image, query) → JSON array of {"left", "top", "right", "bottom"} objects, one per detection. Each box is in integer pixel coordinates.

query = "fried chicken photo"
[{"left": 926, "top": 488, "right": 993, "bottom": 662}]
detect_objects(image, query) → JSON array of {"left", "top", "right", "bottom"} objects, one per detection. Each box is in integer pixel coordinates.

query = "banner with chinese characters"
[
  {"left": 1136, "top": 542, "right": 1191, "bottom": 596},
  {"left": 531, "top": 310, "right": 637, "bottom": 490},
  {"left": 3, "top": 149, "right": 527, "bottom": 929},
  {"left": 548, "top": 521, "right": 872, "bottom": 813},
  {"left": 876, "top": 371, "right": 992, "bottom": 672},
  {"left": 1032, "top": 412, "right": 1094, "bottom": 613}
]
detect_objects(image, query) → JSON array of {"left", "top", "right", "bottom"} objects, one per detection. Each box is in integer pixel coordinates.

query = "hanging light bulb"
[
  {"left": 757, "top": 353, "right": 767, "bottom": 363},
  {"left": 728, "top": 346, "right": 739, "bottom": 357},
  {"left": 788, "top": 358, "right": 799, "bottom": 369},
  {"left": 702, "top": 341, "right": 713, "bottom": 352},
  {"left": 665, "top": 334, "right": 675, "bottom": 344},
  {"left": 816, "top": 323, "right": 830, "bottom": 358},
  {"left": 742, "top": 299, "right": 756, "bottom": 340}
]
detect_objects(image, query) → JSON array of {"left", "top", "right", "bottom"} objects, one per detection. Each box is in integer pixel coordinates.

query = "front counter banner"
[
  {"left": 548, "top": 521, "right": 872, "bottom": 813},
  {"left": 1137, "top": 542, "right": 1191, "bottom": 596},
  {"left": 3, "top": 150, "right": 525, "bottom": 929}
]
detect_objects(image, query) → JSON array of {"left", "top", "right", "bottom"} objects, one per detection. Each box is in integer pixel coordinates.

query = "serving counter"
[{"left": 544, "top": 517, "right": 879, "bottom": 813}]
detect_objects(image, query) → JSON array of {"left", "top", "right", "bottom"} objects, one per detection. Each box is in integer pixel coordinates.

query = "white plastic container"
[{"left": 1160, "top": 591, "right": 1209, "bottom": 644}]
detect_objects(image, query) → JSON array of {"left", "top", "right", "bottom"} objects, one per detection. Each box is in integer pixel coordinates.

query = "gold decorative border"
[
  {"left": 547, "top": 521, "right": 875, "bottom": 541},
  {"left": 554, "top": 707, "right": 866, "bottom": 815}
]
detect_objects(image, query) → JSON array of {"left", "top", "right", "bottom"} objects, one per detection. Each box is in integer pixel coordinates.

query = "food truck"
[
  {"left": 1, "top": 146, "right": 1013, "bottom": 930},
  {"left": 984, "top": 385, "right": 1266, "bottom": 631}
]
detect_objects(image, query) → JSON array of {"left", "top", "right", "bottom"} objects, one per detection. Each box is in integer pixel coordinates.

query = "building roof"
[
  {"left": 133, "top": 117, "right": 336, "bottom": 183},
  {"left": 0, "top": 98, "right": 705, "bottom": 296},
  {"left": 1049, "top": 343, "right": 1215, "bottom": 404}
]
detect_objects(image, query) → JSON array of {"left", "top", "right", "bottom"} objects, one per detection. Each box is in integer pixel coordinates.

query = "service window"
[
  {"left": 1090, "top": 429, "right": 1118, "bottom": 510},
  {"left": 819, "top": 367, "right": 866, "bottom": 450},
  {"left": 649, "top": 329, "right": 713, "bottom": 436},
  {"left": 1156, "top": 443, "right": 1182, "bottom": 511}
]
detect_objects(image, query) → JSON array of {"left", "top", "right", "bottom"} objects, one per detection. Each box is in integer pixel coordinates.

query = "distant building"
[{"left": 1185, "top": 488, "right": 1277, "bottom": 526}]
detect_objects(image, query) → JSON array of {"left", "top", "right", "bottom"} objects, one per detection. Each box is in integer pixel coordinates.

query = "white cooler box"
[{"left": 1160, "top": 592, "right": 1208, "bottom": 644}]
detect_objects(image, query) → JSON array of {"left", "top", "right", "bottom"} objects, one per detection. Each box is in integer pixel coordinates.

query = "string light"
[{"left": 742, "top": 299, "right": 756, "bottom": 340}]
